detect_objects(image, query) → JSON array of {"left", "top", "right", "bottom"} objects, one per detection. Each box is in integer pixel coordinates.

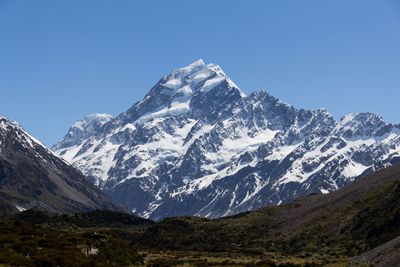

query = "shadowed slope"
[{"left": 0, "top": 115, "right": 122, "bottom": 215}]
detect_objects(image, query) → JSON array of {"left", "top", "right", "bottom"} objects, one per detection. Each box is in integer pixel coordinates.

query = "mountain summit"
[
  {"left": 53, "top": 60, "right": 400, "bottom": 220},
  {"left": 118, "top": 59, "right": 245, "bottom": 125}
]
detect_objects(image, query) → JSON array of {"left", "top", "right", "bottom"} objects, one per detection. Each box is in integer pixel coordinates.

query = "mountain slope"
[
  {"left": 351, "top": 235, "right": 400, "bottom": 266},
  {"left": 9, "top": 163, "right": 400, "bottom": 266},
  {"left": 54, "top": 59, "right": 400, "bottom": 219},
  {"left": 135, "top": 163, "right": 400, "bottom": 262},
  {"left": 0, "top": 115, "right": 121, "bottom": 214}
]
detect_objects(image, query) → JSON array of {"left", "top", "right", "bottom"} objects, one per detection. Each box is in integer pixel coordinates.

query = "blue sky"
[{"left": 1, "top": 0, "right": 399, "bottom": 146}]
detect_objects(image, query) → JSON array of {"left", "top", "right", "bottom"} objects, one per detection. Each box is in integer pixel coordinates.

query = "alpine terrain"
[
  {"left": 53, "top": 60, "right": 400, "bottom": 220},
  {"left": 0, "top": 115, "right": 121, "bottom": 215}
]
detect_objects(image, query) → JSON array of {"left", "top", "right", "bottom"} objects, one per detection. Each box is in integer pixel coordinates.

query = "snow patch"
[{"left": 15, "top": 205, "right": 27, "bottom": 212}]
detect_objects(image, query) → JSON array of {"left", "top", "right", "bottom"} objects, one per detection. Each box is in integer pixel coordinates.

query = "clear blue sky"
[{"left": 1, "top": 0, "right": 399, "bottom": 146}]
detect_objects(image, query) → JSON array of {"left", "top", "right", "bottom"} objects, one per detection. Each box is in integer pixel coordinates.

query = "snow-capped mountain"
[
  {"left": 53, "top": 60, "right": 400, "bottom": 220},
  {"left": 53, "top": 113, "right": 113, "bottom": 152},
  {"left": 0, "top": 115, "right": 121, "bottom": 214}
]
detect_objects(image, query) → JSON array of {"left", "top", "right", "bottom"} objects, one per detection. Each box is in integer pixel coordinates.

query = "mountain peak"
[
  {"left": 187, "top": 59, "right": 205, "bottom": 67},
  {"left": 163, "top": 60, "right": 244, "bottom": 96},
  {"left": 0, "top": 116, "right": 23, "bottom": 134},
  {"left": 73, "top": 113, "right": 113, "bottom": 130},
  {"left": 53, "top": 113, "right": 113, "bottom": 150},
  {"left": 118, "top": 60, "right": 246, "bottom": 124},
  {"left": 167, "top": 59, "right": 209, "bottom": 81}
]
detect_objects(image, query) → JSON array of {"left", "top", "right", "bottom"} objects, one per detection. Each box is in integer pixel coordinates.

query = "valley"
[{"left": 2, "top": 162, "right": 400, "bottom": 266}]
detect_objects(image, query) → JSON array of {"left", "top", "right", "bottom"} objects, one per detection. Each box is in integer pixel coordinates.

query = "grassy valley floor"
[{"left": 3, "top": 164, "right": 400, "bottom": 266}]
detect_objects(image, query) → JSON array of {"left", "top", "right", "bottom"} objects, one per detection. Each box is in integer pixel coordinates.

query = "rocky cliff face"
[{"left": 54, "top": 60, "right": 400, "bottom": 219}]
